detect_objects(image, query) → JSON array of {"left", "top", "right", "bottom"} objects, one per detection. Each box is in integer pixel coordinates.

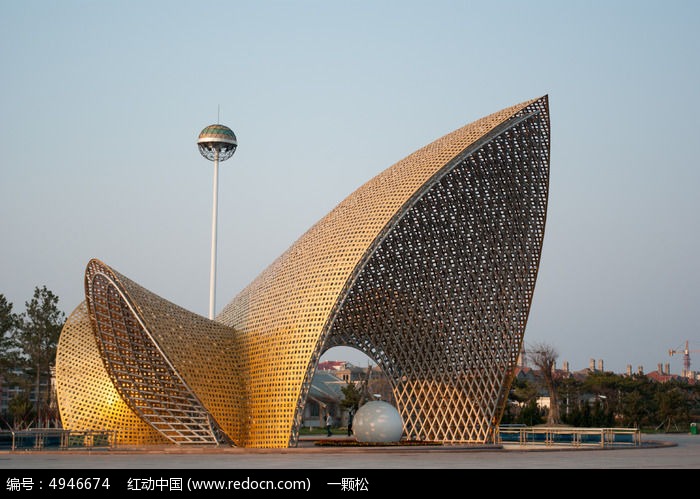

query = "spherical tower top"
[{"left": 197, "top": 124, "right": 237, "bottom": 162}]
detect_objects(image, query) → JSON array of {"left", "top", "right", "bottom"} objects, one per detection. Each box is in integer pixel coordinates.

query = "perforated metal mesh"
[
  {"left": 218, "top": 96, "right": 550, "bottom": 447},
  {"left": 55, "top": 302, "right": 167, "bottom": 445},
  {"left": 56, "top": 96, "right": 550, "bottom": 448}
]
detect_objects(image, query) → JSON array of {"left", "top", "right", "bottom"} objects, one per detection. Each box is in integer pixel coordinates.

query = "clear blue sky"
[{"left": 1, "top": 1, "right": 698, "bottom": 374}]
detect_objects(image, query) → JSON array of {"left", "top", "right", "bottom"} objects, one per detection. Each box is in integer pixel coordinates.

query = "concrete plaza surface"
[{"left": 1, "top": 433, "right": 698, "bottom": 469}]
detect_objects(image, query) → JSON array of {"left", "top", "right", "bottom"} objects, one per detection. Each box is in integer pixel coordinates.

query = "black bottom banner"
[
  {"left": 4, "top": 468, "right": 433, "bottom": 496},
  {"left": 0, "top": 467, "right": 668, "bottom": 496}
]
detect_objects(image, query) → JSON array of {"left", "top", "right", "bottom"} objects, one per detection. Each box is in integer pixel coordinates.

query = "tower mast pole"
[
  {"left": 209, "top": 149, "right": 220, "bottom": 320},
  {"left": 197, "top": 122, "right": 237, "bottom": 320}
]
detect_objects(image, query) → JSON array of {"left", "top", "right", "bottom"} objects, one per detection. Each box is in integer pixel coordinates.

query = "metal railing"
[
  {"left": 498, "top": 425, "right": 641, "bottom": 447},
  {"left": 0, "top": 429, "right": 117, "bottom": 451}
]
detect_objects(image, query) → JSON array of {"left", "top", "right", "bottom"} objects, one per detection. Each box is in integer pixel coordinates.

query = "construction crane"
[{"left": 668, "top": 340, "right": 700, "bottom": 378}]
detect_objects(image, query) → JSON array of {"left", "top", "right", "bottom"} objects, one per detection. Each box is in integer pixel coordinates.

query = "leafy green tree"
[
  {"left": 14, "top": 286, "right": 65, "bottom": 427},
  {"left": 620, "top": 390, "right": 648, "bottom": 427},
  {"left": 0, "top": 294, "right": 19, "bottom": 376},
  {"left": 590, "top": 398, "right": 614, "bottom": 427},
  {"left": 562, "top": 397, "right": 591, "bottom": 427},
  {"left": 656, "top": 385, "right": 691, "bottom": 432},
  {"left": 515, "top": 399, "right": 544, "bottom": 426},
  {"left": 557, "top": 377, "right": 583, "bottom": 421},
  {"left": 499, "top": 401, "right": 517, "bottom": 425},
  {"left": 618, "top": 375, "right": 656, "bottom": 428},
  {"left": 8, "top": 393, "right": 34, "bottom": 430},
  {"left": 509, "top": 376, "right": 540, "bottom": 405},
  {"left": 340, "top": 382, "right": 363, "bottom": 412}
]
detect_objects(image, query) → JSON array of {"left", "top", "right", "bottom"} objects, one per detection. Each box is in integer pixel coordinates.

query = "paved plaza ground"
[
  {"left": 1, "top": 433, "right": 695, "bottom": 496},
  {"left": 1, "top": 432, "right": 698, "bottom": 469}
]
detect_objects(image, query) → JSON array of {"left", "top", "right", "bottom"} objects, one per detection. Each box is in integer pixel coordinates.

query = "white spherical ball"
[{"left": 353, "top": 401, "right": 403, "bottom": 443}]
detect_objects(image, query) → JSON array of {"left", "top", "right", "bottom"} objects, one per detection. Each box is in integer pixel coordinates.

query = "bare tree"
[{"left": 526, "top": 341, "right": 561, "bottom": 426}]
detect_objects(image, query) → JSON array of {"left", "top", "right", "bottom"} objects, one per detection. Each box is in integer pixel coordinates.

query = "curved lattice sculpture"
[
  {"left": 57, "top": 261, "right": 244, "bottom": 445},
  {"left": 56, "top": 95, "right": 550, "bottom": 448}
]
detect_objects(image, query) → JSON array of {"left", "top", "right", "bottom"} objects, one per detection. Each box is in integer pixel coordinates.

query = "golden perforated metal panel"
[
  {"left": 55, "top": 302, "right": 167, "bottom": 445},
  {"left": 56, "top": 96, "right": 550, "bottom": 448}
]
